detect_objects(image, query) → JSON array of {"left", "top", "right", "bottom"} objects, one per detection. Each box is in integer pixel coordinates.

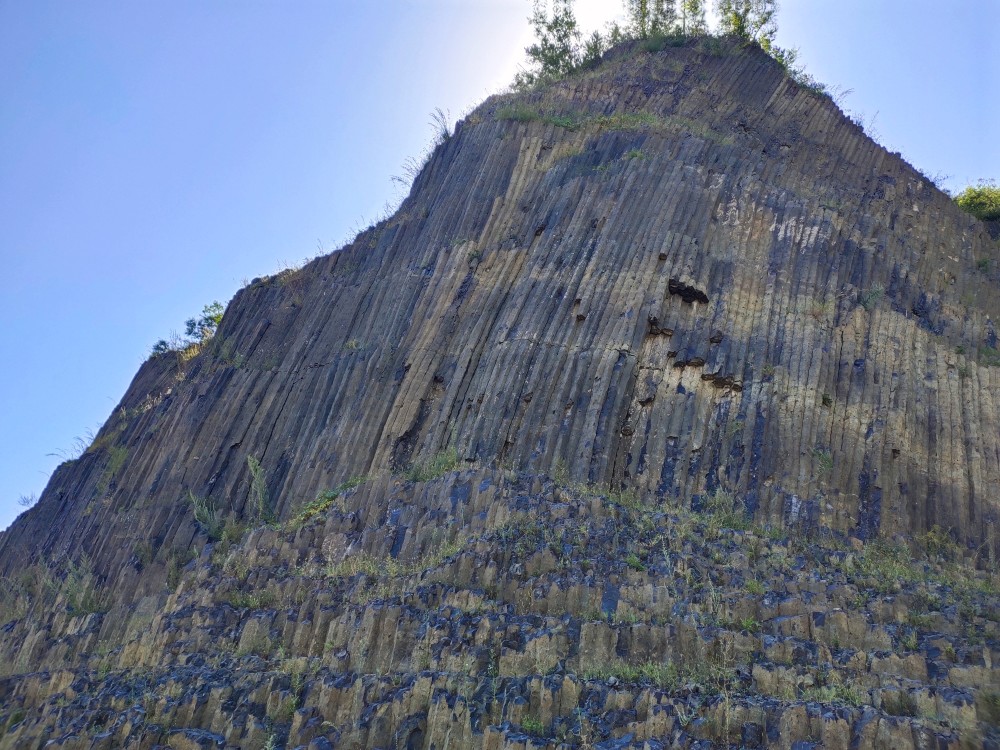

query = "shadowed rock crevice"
[{"left": 667, "top": 278, "right": 710, "bottom": 304}]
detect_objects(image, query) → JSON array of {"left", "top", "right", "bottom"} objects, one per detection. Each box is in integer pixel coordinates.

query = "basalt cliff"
[{"left": 1, "top": 38, "right": 999, "bottom": 749}]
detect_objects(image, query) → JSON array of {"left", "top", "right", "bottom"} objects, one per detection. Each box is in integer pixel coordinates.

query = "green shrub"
[
  {"left": 96, "top": 445, "right": 128, "bottom": 496},
  {"left": 980, "top": 346, "right": 1000, "bottom": 367},
  {"left": 918, "top": 525, "right": 960, "bottom": 560},
  {"left": 700, "top": 35, "right": 725, "bottom": 56},
  {"left": 152, "top": 301, "right": 224, "bottom": 356},
  {"left": 288, "top": 477, "right": 367, "bottom": 529},
  {"left": 813, "top": 449, "right": 833, "bottom": 475},
  {"left": 290, "top": 492, "right": 338, "bottom": 528},
  {"left": 496, "top": 104, "right": 541, "bottom": 123},
  {"left": 546, "top": 113, "right": 580, "bottom": 130},
  {"left": 133, "top": 541, "right": 153, "bottom": 568},
  {"left": 625, "top": 553, "right": 645, "bottom": 571},
  {"left": 515, "top": 0, "right": 583, "bottom": 89},
  {"left": 738, "top": 616, "right": 761, "bottom": 633},
  {"left": 495, "top": 105, "right": 581, "bottom": 131},
  {"left": 185, "top": 301, "right": 224, "bottom": 341},
  {"left": 189, "top": 491, "right": 223, "bottom": 540},
  {"left": 405, "top": 447, "right": 461, "bottom": 482},
  {"left": 221, "top": 521, "right": 245, "bottom": 545},
  {"left": 955, "top": 180, "right": 1000, "bottom": 221},
  {"left": 608, "top": 487, "right": 641, "bottom": 509},
  {"left": 700, "top": 488, "right": 751, "bottom": 530},
  {"left": 326, "top": 536, "right": 466, "bottom": 583},
  {"left": 224, "top": 590, "right": 277, "bottom": 610},
  {"left": 641, "top": 32, "right": 688, "bottom": 52},
  {"left": 520, "top": 716, "right": 545, "bottom": 735},
  {"left": 268, "top": 694, "right": 299, "bottom": 724},
  {"left": 4, "top": 709, "right": 26, "bottom": 732},
  {"left": 59, "top": 555, "right": 108, "bottom": 616},
  {"left": 859, "top": 283, "right": 884, "bottom": 311},
  {"left": 584, "top": 659, "right": 734, "bottom": 693},
  {"left": 247, "top": 456, "right": 274, "bottom": 524},
  {"left": 853, "top": 537, "right": 918, "bottom": 591}
]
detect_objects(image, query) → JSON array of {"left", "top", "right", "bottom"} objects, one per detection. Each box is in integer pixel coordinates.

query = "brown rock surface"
[{"left": 1, "top": 38, "right": 998, "bottom": 749}]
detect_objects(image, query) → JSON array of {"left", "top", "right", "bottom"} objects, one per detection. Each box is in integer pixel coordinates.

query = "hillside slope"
[{"left": 1, "top": 38, "right": 998, "bottom": 749}]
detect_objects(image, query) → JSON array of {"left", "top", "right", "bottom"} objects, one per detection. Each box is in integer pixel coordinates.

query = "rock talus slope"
[{"left": 1, "top": 39, "right": 999, "bottom": 749}]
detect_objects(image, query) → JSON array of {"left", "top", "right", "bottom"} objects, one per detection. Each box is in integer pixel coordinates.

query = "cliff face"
[{"left": 1, "top": 39, "right": 999, "bottom": 749}]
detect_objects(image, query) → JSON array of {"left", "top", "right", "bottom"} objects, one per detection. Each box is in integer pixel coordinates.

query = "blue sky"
[{"left": 1, "top": 1, "right": 997, "bottom": 531}]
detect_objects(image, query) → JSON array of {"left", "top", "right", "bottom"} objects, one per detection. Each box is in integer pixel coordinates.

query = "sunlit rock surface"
[{"left": 1, "top": 38, "right": 998, "bottom": 749}]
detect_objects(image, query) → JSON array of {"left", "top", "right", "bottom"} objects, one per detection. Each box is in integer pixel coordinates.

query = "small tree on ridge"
[
  {"left": 716, "top": 0, "right": 778, "bottom": 52},
  {"left": 515, "top": 0, "right": 582, "bottom": 88},
  {"left": 679, "top": 0, "right": 708, "bottom": 35},
  {"left": 624, "top": 0, "right": 678, "bottom": 39}
]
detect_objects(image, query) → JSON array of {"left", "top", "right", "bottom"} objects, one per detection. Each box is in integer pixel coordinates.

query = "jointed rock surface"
[{"left": 1, "top": 38, "right": 998, "bottom": 749}]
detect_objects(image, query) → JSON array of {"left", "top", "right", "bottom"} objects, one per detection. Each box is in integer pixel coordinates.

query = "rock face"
[{"left": 1, "top": 38, "right": 999, "bottom": 749}]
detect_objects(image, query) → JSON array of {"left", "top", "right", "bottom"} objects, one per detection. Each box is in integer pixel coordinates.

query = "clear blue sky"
[{"left": 1, "top": 1, "right": 997, "bottom": 531}]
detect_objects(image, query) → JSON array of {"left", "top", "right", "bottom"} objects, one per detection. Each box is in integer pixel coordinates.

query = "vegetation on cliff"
[
  {"left": 955, "top": 180, "right": 1000, "bottom": 221},
  {"left": 151, "top": 300, "right": 224, "bottom": 356},
  {"left": 2, "top": 470, "right": 997, "bottom": 747},
  {"left": 519, "top": 0, "right": 817, "bottom": 99}
]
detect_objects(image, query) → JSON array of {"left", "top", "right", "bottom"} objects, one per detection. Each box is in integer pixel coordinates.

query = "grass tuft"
[{"left": 405, "top": 448, "right": 461, "bottom": 482}]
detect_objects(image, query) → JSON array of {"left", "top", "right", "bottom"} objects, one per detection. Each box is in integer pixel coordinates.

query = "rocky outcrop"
[
  {"left": 1, "top": 37, "right": 999, "bottom": 749},
  {"left": 2, "top": 470, "right": 998, "bottom": 748}
]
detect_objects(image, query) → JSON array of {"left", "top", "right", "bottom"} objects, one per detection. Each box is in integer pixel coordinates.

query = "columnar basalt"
[
  {"left": 2, "top": 471, "right": 998, "bottom": 748},
  {"left": 1, "top": 38, "right": 998, "bottom": 749}
]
